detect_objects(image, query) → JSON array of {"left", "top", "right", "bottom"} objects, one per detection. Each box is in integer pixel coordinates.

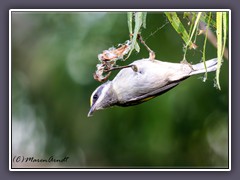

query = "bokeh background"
[{"left": 11, "top": 11, "right": 229, "bottom": 168}]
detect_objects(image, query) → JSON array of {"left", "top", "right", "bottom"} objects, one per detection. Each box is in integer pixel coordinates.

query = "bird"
[{"left": 88, "top": 58, "right": 218, "bottom": 117}]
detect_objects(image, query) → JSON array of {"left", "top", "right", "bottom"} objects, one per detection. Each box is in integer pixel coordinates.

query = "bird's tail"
[{"left": 190, "top": 58, "right": 218, "bottom": 75}]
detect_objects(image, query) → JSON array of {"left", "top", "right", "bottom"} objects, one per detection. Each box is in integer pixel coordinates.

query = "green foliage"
[
  {"left": 165, "top": 12, "right": 194, "bottom": 55},
  {"left": 126, "top": 12, "right": 147, "bottom": 59},
  {"left": 202, "top": 12, "right": 212, "bottom": 81},
  {"left": 216, "top": 12, "right": 228, "bottom": 90},
  {"left": 164, "top": 12, "right": 228, "bottom": 89}
]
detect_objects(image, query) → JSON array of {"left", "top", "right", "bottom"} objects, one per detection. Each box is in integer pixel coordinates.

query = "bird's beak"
[{"left": 87, "top": 104, "right": 96, "bottom": 117}]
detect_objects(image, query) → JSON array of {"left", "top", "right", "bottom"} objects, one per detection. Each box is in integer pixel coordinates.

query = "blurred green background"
[{"left": 11, "top": 11, "right": 229, "bottom": 168}]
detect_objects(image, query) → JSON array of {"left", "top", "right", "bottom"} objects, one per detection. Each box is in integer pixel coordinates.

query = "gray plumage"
[{"left": 88, "top": 58, "right": 217, "bottom": 117}]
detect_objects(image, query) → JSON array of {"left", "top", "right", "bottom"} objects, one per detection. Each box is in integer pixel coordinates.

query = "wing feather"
[{"left": 118, "top": 81, "right": 181, "bottom": 107}]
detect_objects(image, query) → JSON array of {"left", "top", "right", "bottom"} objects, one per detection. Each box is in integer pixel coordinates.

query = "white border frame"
[{"left": 9, "top": 9, "right": 231, "bottom": 171}]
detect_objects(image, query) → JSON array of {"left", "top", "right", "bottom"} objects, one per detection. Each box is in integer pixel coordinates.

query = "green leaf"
[
  {"left": 127, "top": 12, "right": 133, "bottom": 37},
  {"left": 222, "top": 12, "right": 227, "bottom": 59},
  {"left": 185, "top": 12, "right": 216, "bottom": 29},
  {"left": 216, "top": 12, "right": 223, "bottom": 90},
  {"left": 126, "top": 12, "right": 147, "bottom": 59},
  {"left": 201, "top": 12, "right": 216, "bottom": 29},
  {"left": 142, "top": 12, "right": 147, "bottom": 28},
  {"left": 202, "top": 12, "right": 212, "bottom": 81},
  {"left": 132, "top": 12, "right": 143, "bottom": 48},
  {"left": 188, "top": 12, "right": 202, "bottom": 46},
  {"left": 165, "top": 12, "right": 192, "bottom": 48},
  {"left": 134, "top": 41, "right": 140, "bottom": 52}
]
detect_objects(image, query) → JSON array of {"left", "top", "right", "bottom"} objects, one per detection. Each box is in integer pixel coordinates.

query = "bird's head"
[{"left": 88, "top": 81, "right": 117, "bottom": 117}]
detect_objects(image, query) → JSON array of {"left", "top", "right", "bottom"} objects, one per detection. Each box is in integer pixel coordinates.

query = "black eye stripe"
[
  {"left": 93, "top": 94, "right": 98, "bottom": 99},
  {"left": 92, "top": 93, "right": 99, "bottom": 105},
  {"left": 91, "top": 84, "right": 105, "bottom": 106}
]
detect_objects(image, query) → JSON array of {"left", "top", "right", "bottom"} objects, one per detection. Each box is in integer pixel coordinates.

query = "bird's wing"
[{"left": 118, "top": 81, "right": 181, "bottom": 107}]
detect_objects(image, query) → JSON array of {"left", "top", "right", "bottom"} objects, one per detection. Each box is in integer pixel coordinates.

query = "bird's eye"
[
  {"left": 93, "top": 94, "right": 98, "bottom": 100},
  {"left": 91, "top": 93, "right": 99, "bottom": 107}
]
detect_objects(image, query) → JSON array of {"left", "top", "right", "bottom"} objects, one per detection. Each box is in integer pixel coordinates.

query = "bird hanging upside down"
[{"left": 88, "top": 58, "right": 218, "bottom": 117}]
